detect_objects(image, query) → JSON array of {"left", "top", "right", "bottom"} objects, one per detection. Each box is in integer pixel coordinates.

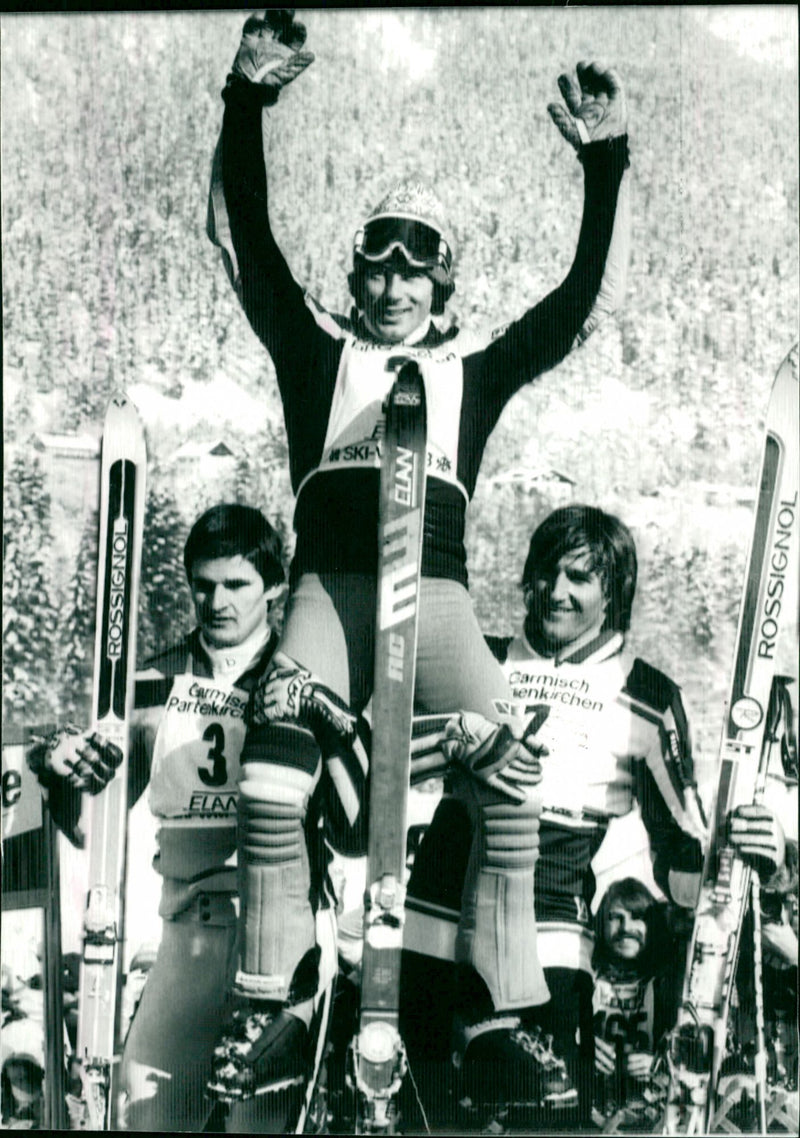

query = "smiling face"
[
  {"left": 603, "top": 902, "right": 648, "bottom": 963},
  {"left": 362, "top": 261, "right": 435, "bottom": 343},
  {"left": 190, "top": 555, "right": 269, "bottom": 648},
  {"left": 525, "top": 547, "right": 609, "bottom": 652}
]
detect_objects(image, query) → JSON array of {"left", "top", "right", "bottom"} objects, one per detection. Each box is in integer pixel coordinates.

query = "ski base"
[{"left": 356, "top": 361, "right": 428, "bottom": 1133}]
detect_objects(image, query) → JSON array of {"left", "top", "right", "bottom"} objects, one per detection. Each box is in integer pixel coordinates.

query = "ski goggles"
[{"left": 353, "top": 216, "right": 453, "bottom": 284}]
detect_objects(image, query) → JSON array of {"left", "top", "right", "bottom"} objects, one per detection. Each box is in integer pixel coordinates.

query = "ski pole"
[{"left": 750, "top": 873, "right": 769, "bottom": 1133}]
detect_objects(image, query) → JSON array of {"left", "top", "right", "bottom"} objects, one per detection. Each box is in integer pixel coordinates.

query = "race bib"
[
  {"left": 306, "top": 339, "right": 467, "bottom": 498},
  {"left": 148, "top": 674, "right": 249, "bottom": 823},
  {"left": 593, "top": 974, "right": 655, "bottom": 1054},
  {"left": 500, "top": 661, "right": 635, "bottom": 816}
]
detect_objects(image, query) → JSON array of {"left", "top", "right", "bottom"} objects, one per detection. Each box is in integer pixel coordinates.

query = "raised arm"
[
  {"left": 479, "top": 61, "right": 631, "bottom": 405},
  {"left": 207, "top": 12, "right": 323, "bottom": 381}
]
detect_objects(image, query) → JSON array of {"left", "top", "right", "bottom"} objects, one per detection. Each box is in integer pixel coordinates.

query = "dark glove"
[
  {"left": 548, "top": 61, "right": 627, "bottom": 151},
  {"left": 442, "top": 711, "right": 545, "bottom": 804},
  {"left": 727, "top": 802, "right": 786, "bottom": 882},
  {"left": 252, "top": 653, "right": 358, "bottom": 748},
  {"left": 27, "top": 726, "right": 123, "bottom": 848},
  {"left": 28, "top": 725, "right": 123, "bottom": 795},
  {"left": 227, "top": 9, "right": 314, "bottom": 104},
  {"left": 252, "top": 652, "right": 368, "bottom": 826}
]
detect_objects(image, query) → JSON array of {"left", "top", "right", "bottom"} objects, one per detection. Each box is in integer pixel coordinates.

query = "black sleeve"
[
  {"left": 653, "top": 953, "right": 685, "bottom": 1045},
  {"left": 627, "top": 660, "right": 705, "bottom": 899},
  {"left": 217, "top": 79, "right": 328, "bottom": 398},
  {"left": 479, "top": 136, "right": 630, "bottom": 409},
  {"left": 126, "top": 722, "right": 151, "bottom": 809},
  {"left": 637, "top": 763, "right": 704, "bottom": 898}
]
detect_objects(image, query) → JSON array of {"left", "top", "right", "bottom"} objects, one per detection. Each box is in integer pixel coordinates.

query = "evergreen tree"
[
  {"left": 233, "top": 443, "right": 294, "bottom": 635},
  {"left": 59, "top": 507, "right": 99, "bottom": 722},
  {"left": 137, "top": 481, "right": 192, "bottom": 662},
  {"left": 233, "top": 432, "right": 295, "bottom": 562},
  {"left": 233, "top": 444, "right": 293, "bottom": 562},
  {"left": 3, "top": 453, "right": 61, "bottom": 726},
  {"left": 233, "top": 450, "right": 260, "bottom": 510}
]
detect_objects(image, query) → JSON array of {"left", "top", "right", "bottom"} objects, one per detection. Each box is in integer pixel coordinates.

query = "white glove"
[
  {"left": 251, "top": 653, "right": 358, "bottom": 749},
  {"left": 230, "top": 10, "right": 314, "bottom": 99},
  {"left": 252, "top": 652, "right": 369, "bottom": 837},
  {"left": 442, "top": 711, "right": 545, "bottom": 804},
  {"left": 547, "top": 61, "right": 627, "bottom": 151},
  {"left": 728, "top": 803, "right": 786, "bottom": 880},
  {"left": 594, "top": 1034, "right": 617, "bottom": 1076}
]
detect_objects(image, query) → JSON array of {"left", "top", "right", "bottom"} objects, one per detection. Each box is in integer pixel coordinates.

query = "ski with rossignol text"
[
  {"left": 663, "top": 344, "right": 799, "bottom": 1135},
  {"left": 73, "top": 393, "right": 147, "bottom": 1130},
  {"left": 348, "top": 360, "right": 428, "bottom": 1134}
]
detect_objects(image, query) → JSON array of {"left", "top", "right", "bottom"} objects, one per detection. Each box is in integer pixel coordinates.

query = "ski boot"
[
  {"left": 207, "top": 1000, "right": 308, "bottom": 1103},
  {"left": 602, "top": 1087, "right": 667, "bottom": 1134},
  {"left": 453, "top": 1015, "right": 577, "bottom": 1119},
  {"left": 208, "top": 945, "right": 327, "bottom": 1106}
]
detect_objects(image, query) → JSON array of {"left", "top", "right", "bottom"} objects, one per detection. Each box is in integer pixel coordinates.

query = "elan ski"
[
  {"left": 74, "top": 393, "right": 147, "bottom": 1130},
  {"left": 664, "top": 345, "right": 799, "bottom": 1135},
  {"left": 350, "top": 360, "right": 428, "bottom": 1134}
]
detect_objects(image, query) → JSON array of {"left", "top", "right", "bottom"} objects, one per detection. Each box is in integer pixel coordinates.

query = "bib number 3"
[{"left": 198, "top": 723, "right": 227, "bottom": 787}]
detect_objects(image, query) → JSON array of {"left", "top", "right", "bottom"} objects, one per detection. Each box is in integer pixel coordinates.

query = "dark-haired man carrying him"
[
  {"left": 404, "top": 505, "right": 708, "bottom": 1125},
  {"left": 29, "top": 504, "right": 337, "bottom": 1131}
]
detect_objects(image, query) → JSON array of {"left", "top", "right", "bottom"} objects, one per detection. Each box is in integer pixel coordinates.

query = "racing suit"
[
  {"left": 119, "top": 625, "right": 333, "bottom": 1131},
  {"left": 591, "top": 959, "right": 678, "bottom": 1126},
  {"left": 403, "top": 628, "right": 706, "bottom": 1113},
  {"left": 207, "top": 77, "right": 631, "bottom": 1014}
]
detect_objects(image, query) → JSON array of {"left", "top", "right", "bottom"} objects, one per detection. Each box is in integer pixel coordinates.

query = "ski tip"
[
  {"left": 99, "top": 392, "right": 148, "bottom": 464},
  {"left": 107, "top": 390, "right": 139, "bottom": 413},
  {"left": 777, "top": 343, "right": 798, "bottom": 385},
  {"left": 103, "top": 391, "right": 146, "bottom": 432}
]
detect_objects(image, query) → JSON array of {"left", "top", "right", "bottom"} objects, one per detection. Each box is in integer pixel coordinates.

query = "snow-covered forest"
[{"left": 3, "top": 8, "right": 798, "bottom": 772}]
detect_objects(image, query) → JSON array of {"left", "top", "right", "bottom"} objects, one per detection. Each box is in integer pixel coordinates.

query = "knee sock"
[
  {"left": 236, "top": 755, "right": 318, "bottom": 1001},
  {"left": 454, "top": 775, "right": 550, "bottom": 1011}
]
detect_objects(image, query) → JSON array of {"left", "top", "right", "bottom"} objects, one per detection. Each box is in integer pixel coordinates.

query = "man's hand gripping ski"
[{"left": 254, "top": 656, "right": 547, "bottom": 814}]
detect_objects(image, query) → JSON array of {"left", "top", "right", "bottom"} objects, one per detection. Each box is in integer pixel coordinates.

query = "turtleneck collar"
[
  {"left": 198, "top": 622, "right": 273, "bottom": 680},
  {"left": 519, "top": 626, "right": 625, "bottom": 667}
]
